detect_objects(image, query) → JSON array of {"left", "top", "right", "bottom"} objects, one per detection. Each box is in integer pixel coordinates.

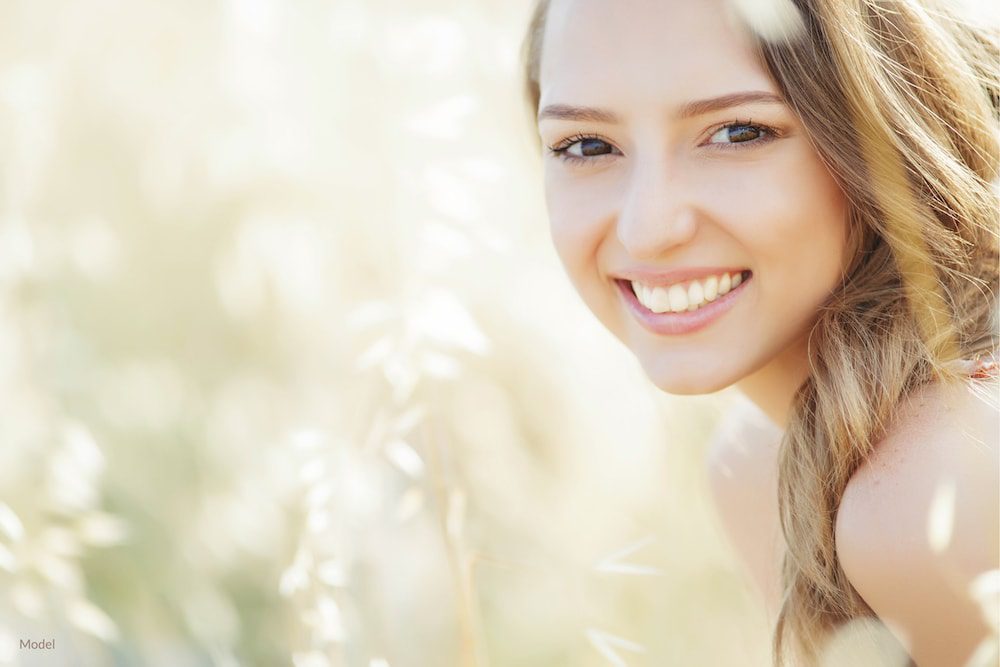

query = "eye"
[
  {"left": 566, "top": 137, "right": 615, "bottom": 157},
  {"left": 706, "top": 122, "right": 770, "bottom": 146},
  {"left": 549, "top": 134, "right": 622, "bottom": 162}
]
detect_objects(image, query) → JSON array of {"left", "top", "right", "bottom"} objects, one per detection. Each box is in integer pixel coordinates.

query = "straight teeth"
[{"left": 631, "top": 271, "right": 747, "bottom": 313}]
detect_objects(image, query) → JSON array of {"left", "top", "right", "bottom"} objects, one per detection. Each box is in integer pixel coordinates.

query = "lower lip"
[{"left": 616, "top": 273, "right": 751, "bottom": 336}]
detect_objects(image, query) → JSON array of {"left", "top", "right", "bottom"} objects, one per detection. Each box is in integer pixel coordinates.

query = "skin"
[
  {"left": 704, "top": 397, "right": 785, "bottom": 617},
  {"left": 709, "top": 384, "right": 1000, "bottom": 667},
  {"left": 835, "top": 377, "right": 999, "bottom": 665},
  {"left": 536, "top": 0, "right": 848, "bottom": 423},
  {"left": 536, "top": 0, "right": 1000, "bottom": 664}
]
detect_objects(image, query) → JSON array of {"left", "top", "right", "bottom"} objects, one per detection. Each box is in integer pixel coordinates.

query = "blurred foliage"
[{"left": 0, "top": 0, "right": 773, "bottom": 665}]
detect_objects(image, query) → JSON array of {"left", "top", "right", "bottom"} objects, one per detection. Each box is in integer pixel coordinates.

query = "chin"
[
  {"left": 643, "top": 365, "right": 736, "bottom": 396},
  {"left": 631, "top": 345, "right": 743, "bottom": 396}
]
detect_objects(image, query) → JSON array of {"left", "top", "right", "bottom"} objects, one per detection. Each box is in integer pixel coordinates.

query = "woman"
[{"left": 523, "top": 0, "right": 999, "bottom": 664}]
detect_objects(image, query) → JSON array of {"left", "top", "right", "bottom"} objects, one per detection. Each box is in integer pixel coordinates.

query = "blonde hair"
[{"left": 523, "top": 0, "right": 1000, "bottom": 663}]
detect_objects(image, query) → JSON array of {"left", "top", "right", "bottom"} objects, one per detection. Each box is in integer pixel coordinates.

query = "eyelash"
[
  {"left": 546, "top": 120, "right": 779, "bottom": 164},
  {"left": 546, "top": 132, "right": 619, "bottom": 165}
]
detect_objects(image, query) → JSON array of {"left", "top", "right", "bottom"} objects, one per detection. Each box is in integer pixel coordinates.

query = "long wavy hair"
[{"left": 523, "top": 0, "right": 1000, "bottom": 662}]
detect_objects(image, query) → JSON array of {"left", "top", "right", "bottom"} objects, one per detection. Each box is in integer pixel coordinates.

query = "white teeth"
[
  {"left": 668, "top": 284, "right": 688, "bottom": 312},
  {"left": 649, "top": 286, "right": 671, "bottom": 313},
  {"left": 687, "top": 281, "right": 704, "bottom": 310},
  {"left": 630, "top": 271, "right": 747, "bottom": 314},
  {"left": 633, "top": 282, "right": 669, "bottom": 313},
  {"left": 718, "top": 273, "right": 731, "bottom": 295},
  {"left": 703, "top": 275, "right": 718, "bottom": 301}
]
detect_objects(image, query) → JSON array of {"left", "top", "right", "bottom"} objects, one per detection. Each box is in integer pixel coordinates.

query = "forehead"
[{"left": 539, "top": 0, "right": 777, "bottom": 110}]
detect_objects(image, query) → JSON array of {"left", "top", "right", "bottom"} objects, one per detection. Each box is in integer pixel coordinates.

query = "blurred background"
[{"left": 14, "top": 0, "right": 998, "bottom": 665}]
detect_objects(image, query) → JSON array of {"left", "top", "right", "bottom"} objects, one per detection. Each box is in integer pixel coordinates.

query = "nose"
[{"left": 616, "top": 156, "right": 698, "bottom": 259}]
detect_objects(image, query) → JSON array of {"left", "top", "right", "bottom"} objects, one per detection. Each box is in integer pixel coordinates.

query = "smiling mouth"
[{"left": 623, "top": 270, "right": 751, "bottom": 313}]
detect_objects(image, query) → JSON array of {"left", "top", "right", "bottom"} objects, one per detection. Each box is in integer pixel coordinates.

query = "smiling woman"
[
  {"left": 523, "top": 0, "right": 999, "bottom": 665},
  {"left": 532, "top": 2, "right": 851, "bottom": 401}
]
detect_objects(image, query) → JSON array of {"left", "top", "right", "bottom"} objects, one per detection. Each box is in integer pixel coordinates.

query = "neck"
[{"left": 735, "top": 334, "right": 812, "bottom": 430}]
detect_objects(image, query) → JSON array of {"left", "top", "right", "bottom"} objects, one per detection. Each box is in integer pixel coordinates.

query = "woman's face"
[{"left": 537, "top": 0, "right": 850, "bottom": 394}]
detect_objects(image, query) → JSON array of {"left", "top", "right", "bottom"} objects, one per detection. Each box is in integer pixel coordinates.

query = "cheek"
[
  {"left": 544, "top": 168, "right": 628, "bottom": 337},
  {"left": 548, "top": 206, "right": 595, "bottom": 270},
  {"left": 773, "top": 162, "right": 848, "bottom": 290},
  {"left": 713, "top": 150, "right": 849, "bottom": 298},
  {"left": 544, "top": 169, "right": 615, "bottom": 278}
]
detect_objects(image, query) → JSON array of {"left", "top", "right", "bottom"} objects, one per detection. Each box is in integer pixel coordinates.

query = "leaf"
[
  {"left": 356, "top": 335, "right": 395, "bottom": 371},
  {"left": 0, "top": 503, "right": 24, "bottom": 542},
  {"left": 586, "top": 629, "right": 646, "bottom": 667},
  {"left": 728, "top": 0, "right": 805, "bottom": 43},
  {"left": 927, "top": 480, "right": 956, "bottom": 552},
  {"left": 77, "top": 512, "right": 129, "bottom": 546},
  {"left": 292, "top": 651, "right": 331, "bottom": 667},
  {"left": 392, "top": 405, "right": 427, "bottom": 437},
  {"left": 316, "top": 559, "right": 347, "bottom": 588},
  {"left": 384, "top": 439, "right": 425, "bottom": 478},
  {"left": 594, "top": 535, "right": 662, "bottom": 576},
  {"left": 413, "top": 289, "right": 490, "bottom": 355},
  {"left": 420, "top": 350, "right": 462, "bottom": 379},
  {"left": 970, "top": 569, "right": 1000, "bottom": 631},
  {"left": 280, "top": 548, "right": 312, "bottom": 597},
  {"left": 316, "top": 594, "right": 346, "bottom": 643},
  {"left": 0, "top": 543, "right": 15, "bottom": 572},
  {"left": 67, "top": 598, "right": 119, "bottom": 642}
]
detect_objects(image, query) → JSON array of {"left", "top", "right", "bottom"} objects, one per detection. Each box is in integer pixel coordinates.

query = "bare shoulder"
[{"left": 836, "top": 377, "right": 999, "bottom": 666}]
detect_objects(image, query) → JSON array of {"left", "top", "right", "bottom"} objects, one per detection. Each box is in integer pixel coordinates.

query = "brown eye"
[
  {"left": 707, "top": 123, "right": 767, "bottom": 145},
  {"left": 565, "top": 137, "right": 617, "bottom": 158}
]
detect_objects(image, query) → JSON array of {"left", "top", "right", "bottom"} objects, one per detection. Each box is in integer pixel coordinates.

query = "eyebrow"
[{"left": 537, "top": 91, "right": 784, "bottom": 124}]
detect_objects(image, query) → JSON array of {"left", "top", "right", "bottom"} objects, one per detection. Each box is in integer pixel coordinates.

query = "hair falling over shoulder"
[
  {"left": 523, "top": 0, "right": 1000, "bottom": 663},
  {"left": 754, "top": 0, "right": 999, "bottom": 662}
]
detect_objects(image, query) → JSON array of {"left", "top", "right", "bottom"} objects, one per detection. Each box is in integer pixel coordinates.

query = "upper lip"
[{"left": 612, "top": 266, "right": 750, "bottom": 287}]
